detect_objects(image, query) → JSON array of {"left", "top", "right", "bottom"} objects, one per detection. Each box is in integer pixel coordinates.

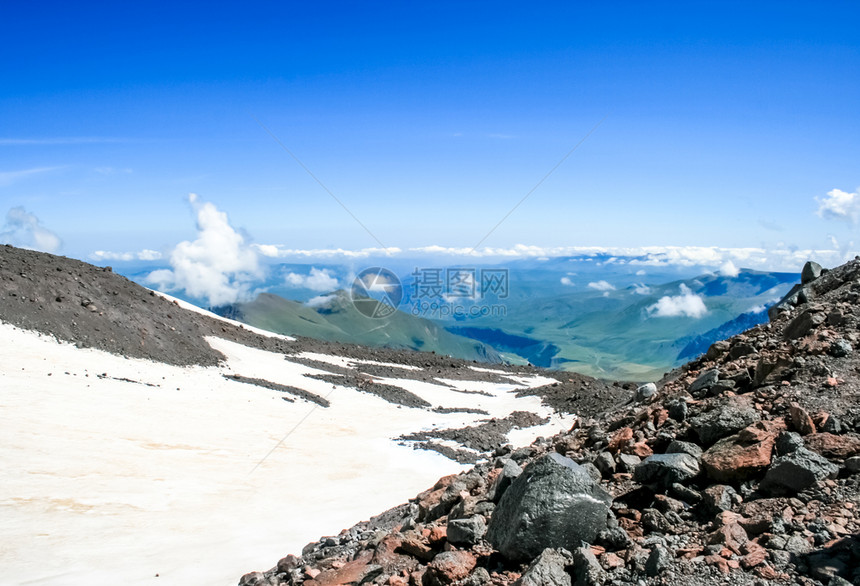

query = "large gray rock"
[
  {"left": 515, "top": 548, "right": 572, "bottom": 586},
  {"left": 689, "top": 369, "right": 719, "bottom": 394},
  {"left": 593, "top": 452, "right": 616, "bottom": 477},
  {"left": 616, "top": 453, "right": 641, "bottom": 473},
  {"left": 487, "top": 453, "right": 613, "bottom": 561},
  {"left": 634, "top": 453, "right": 700, "bottom": 488},
  {"left": 489, "top": 459, "right": 523, "bottom": 503},
  {"left": 690, "top": 402, "right": 760, "bottom": 445},
  {"left": 571, "top": 546, "right": 605, "bottom": 586},
  {"left": 784, "top": 309, "right": 826, "bottom": 340},
  {"left": 447, "top": 516, "right": 486, "bottom": 546},
  {"left": 801, "top": 261, "right": 823, "bottom": 284},
  {"left": 761, "top": 447, "right": 839, "bottom": 494},
  {"left": 666, "top": 440, "right": 703, "bottom": 460},
  {"left": 645, "top": 546, "right": 670, "bottom": 576}
]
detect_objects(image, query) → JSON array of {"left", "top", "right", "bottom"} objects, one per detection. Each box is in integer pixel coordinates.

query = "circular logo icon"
[{"left": 351, "top": 267, "right": 403, "bottom": 319}]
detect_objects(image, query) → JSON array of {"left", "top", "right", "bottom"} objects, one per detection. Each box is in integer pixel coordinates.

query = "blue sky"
[{"left": 1, "top": 1, "right": 859, "bottom": 265}]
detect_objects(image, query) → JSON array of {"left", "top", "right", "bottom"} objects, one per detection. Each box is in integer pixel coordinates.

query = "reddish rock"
[
  {"left": 600, "top": 552, "right": 625, "bottom": 570},
  {"left": 374, "top": 535, "right": 418, "bottom": 574},
  {"left": 409, "top": 568, "right": 426, "bottom": 586},
  {"left": 630, "top": 441, "right": 653, "bottom": 458},
  {"left": 485, "top": 468, "right": 501, "bottom": 488},
  {"left": 677, "top": 546, "right": 704, "bottom": 559},
  {"left": 702, "top": 421, "right": 783, "bottom": 482},
  {"left": 713, "top": 510, "right": 742, "bottom": 527},
  {"left": 755, "top": 565, "right": 780, "bottom": 580},
  {"left": 398, "top": 536, "right": 434, "bottom": 561},
  {"left": 428, "top": 526, "right": 447, "bottom": 546},
  {"left": 425, "top": 550, "right": 476, "bottom": 585},
  {"left": 805, "top": 433, "right": 860, "bottom": 458},
  {"left": 704, "top": 555, "right": 740, "bottom": 574},
  {"left": 304, "top": 551, "right": 381, "bottom": 586},
  {"left": 707, "top": 521, "right": 748, "bottom": 554},
  {"left": 608, "top": 427, "right": 633, "bottom": 453},
  {"left": 740, "top": 542, "right": 767, "bottom": 569},
  {"left": 388, "top": 576, "right": 409, "bottom": 586},
  {"left": 415, "top": 475, "right": 459, "bottom": 519},
  {"left": 790, "top": 403, "right": 816, "bottom": 435}
]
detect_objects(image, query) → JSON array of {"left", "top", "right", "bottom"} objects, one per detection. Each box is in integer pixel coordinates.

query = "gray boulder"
[
  {"left": 636, "top": 383, "right": 658, "bottom": 402},
  {"left": 616, "top": 453, "right": 641, "bottom": 473},
  {"left": 665, "top": 440, "right": 703, "bottom": 460},
  {"left": 667, "top": 400, "right": 688, "bottom": 422},
  {"left": 489, "top": 459, "right": 522, "bottom": 503},
  {"left": 690, "top": 402, "right": 760, "bottom": 445},
  {"left": 801, "top": 261, "right": 823, "bottom": 284},
  {"left": 784, "top": 309, "right": 826, "bottom": 340},
  {"left": 487, "top": 453, "right": 613, "bottom": 561},
  {"left": 830, "top": 339, "right": 853, "bottom": 358},
  {"left": 775, "top": 431, "right": 804, "bottom": 455},
  {"left": 633, "top": 453, "right": 700, "bottom": 488},
  {"left": 447, "top": 515, "right": 486, "bottom": 546},
  {"left": 515, "top": 548, "right": 572, "bottom": 586},
  {"left": 645, "top": 546, "right": 670, "bottom": 576},
  {"left": 571, "top": 546, "right": 605, "bottom": 586},
  {"left": 593, "top": 452, "right": 615, "bottom": 477},
  {"left": 761, "top": 447, "right": 839, "bottom": 494},
  {"left": 689, "top": 369, "right": 719, "bottom": 394}
]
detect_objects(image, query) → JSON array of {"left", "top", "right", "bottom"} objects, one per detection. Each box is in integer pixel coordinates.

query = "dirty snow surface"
[{"left": 0, "top": 322, "right": 572, "bottom": 585}]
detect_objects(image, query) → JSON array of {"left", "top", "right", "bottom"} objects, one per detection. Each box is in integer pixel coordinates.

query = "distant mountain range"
[{"left": 204, "top": 261, "right": 798, "bottom": 382}]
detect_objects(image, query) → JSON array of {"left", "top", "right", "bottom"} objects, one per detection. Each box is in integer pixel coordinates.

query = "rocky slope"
[{"left": 239, "top": 258, "right": 860, "bottom": 586}]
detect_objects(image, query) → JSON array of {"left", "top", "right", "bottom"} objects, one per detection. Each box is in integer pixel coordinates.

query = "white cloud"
[
  {"left": 0, "top": 207, "right": 61, "bottom": 252},
  {"left": 560, "top": 277, "right": 574, "bottom": 286},
  {"left": 305, "top": 294, "right": 337, "bottom": 308},
  {"left": 253, "top": 244, "right": 400, "bottom": 259},
  {"left": 588, "top": 280, "right": 616, "bottom": 292},
  {"left": 0, "top": 166, "right": 66, "bottom": 187},
  {"left": 91, "top": 249, "right": 162, "bottom": 262},
  {"left": 718, "top": 260, "right": 740, "bottom": 277},
  {"left": 145, "top": 194, "right": 261, "bottom": 307},
  {"left": 249, "top": 243, "right": 851, "bottom": 273},
  {"left": 647, "top": 284, "right": 708, "bottom": 318},
  {"left": 816, "top": 188, "right": 860, "bottom": 224},
  {"left": 632, "top": 284, "right": 651, "bottom": 295},
  {"left": 285, "top": 268, "right": 339, "bottom": 291},
  {"left": 145, "top": 269, "right": 175, "bottom": 291},
  {"left": 635, "top": 269, "right": 646, "bottom": 276}
]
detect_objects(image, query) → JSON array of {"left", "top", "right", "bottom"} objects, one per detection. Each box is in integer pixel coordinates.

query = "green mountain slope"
[{"left": 225, "top": 291, "right": 503, "bottom": 363}]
